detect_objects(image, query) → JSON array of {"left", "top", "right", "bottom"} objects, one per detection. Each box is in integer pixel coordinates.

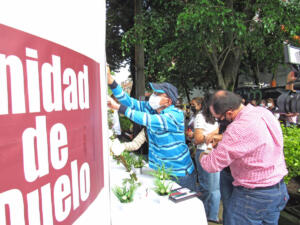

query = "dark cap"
[{"left": 149, "top": 82, "right": 178, "bottom": 104}]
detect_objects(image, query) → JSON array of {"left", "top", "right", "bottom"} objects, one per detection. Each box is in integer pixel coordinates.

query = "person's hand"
[
  {"left": 110, "top": 138, "right": 125, "bottom": 156},
  {"left": 186, "top": 129, "right": 193, "bottom": 139},
  {"left": 107, "top": 96, "right": 120, "bottom": 110},
  {"left": 211, "top": 134, "right": 223, "bottom": 148},
  {"left": 205, "top": 132, "right": 215, "bottom": 145},
  {"left": 106, "top": 64, "right": 114, "bottom": 85}
]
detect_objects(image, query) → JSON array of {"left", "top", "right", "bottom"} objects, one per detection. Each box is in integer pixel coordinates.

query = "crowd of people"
[
  {"left": 248, "top": 97, "right": 299, "bottom": 125},
  {"left": 107, "top": 66, "right": 294, "bottom": 225}
]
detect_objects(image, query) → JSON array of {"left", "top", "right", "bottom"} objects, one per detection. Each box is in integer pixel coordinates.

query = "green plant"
[
  {"left": 121, "top": 151, "right": 135, "bottom": 168},
  {"left": 153, "top": 178, "right": 173, "bottom": 196},
  {"left": 112, "top": 179, "right": 139, "bottom": 203},
  {"left": 149, "top": 163, "right": 173, "bottom": 181},
  {"left": 119, "top": 116, "right": 133, "bottom": 132},
  {"left": 149, "top": 163, "right": 175, "bottom": 195},
  {"left": 133, "top": 154, "right": 146, "bottom": 169},
  {"left": 113, "top": 151, "right": 137, "bottom": 181},
  {"left": 282, "top": 125, "right": 300, "bottom": 183}
]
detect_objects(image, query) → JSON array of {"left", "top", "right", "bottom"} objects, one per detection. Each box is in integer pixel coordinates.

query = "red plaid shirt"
[{"left": 200, "top": 104, "right": 288, "bottom": 188}]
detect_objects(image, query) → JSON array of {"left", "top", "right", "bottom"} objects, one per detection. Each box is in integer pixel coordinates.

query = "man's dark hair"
[
  {"left": 202, "top": 93, "right": 215, "bottom": 124},
  {"left": 211, "top": 90, "right": 242, "bottom": 115}
]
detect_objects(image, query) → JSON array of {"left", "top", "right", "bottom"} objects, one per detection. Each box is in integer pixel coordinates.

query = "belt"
[{"left": 238, "top": 179, "right": 284, "bottom": 190}]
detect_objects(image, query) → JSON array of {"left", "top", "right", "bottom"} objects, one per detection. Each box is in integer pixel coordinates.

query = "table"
[{"left": 109, "top": 157, "right": 208, "bottom": 225}]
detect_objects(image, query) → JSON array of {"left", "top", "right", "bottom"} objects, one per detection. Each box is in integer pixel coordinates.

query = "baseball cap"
[{"left": 149, "top": 82, "right": 178, "bottom": 104}]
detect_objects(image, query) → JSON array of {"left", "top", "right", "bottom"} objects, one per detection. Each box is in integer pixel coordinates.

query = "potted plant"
[
  {"left": 112, "top": 178, "right": 140, "bottom": 203},
  {"left": 150, "top": 164, "right": 175, "bottom": 196},
  {"left": 153, "top": 178, "right": 173, "bottom": 196}
]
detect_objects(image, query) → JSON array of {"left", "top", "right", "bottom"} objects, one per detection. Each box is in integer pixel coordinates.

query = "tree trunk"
[
  {"left": 222, "top": 49, "right": 242, "bottom": 90},
  {"left": 216, "top": 69, "right": 226, "bottom": 89},
  {"left": 134, "top": 0, "right": 145, "bottom": 99}
]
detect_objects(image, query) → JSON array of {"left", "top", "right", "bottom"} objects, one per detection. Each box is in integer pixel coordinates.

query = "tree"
[
  {"left": 106, "top": 0, "right": 134, "bottom": 72},
  {"left": 134, "top": 0, "right": 145, "bottom": 98},
  {"left": 106, "top": 0, "right": 148, "bottom": 98},
  {"left": 122, "top": 0, "right": 300, "bottom": 95},
  {"left": 122, "top": 1, "right": 216, "bottom": 100},
  {"left": 176, "top": 0, "right": 300, "bottom": 90}
]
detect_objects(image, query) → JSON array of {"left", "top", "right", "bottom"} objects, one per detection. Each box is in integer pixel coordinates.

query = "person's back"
[
  {"left": 218, "top": 104, "right": 286, "bottom": 187},
  {"left": 146, "top": 105, "right": 193, "bottom": 176},
  {"left": 200, "top": 90, "right": 289, "bottom": 225}
]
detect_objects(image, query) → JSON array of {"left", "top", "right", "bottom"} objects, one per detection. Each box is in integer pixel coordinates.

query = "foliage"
[
  {"left": 120, "top": 151, "right": 135, "bottom": 167},
  {"left": 112, "top": 179, "right": 140, "bottom": 203},
  {"left": 282, "top": 124, "right": 300, "bottom": 183},
  {"left": 118, "top": 151, "right": 146, "bottom": 169},
  {"left": 106, "top": 0, "right": 135, "bottom": 72},
  {"left": 122, "top": 1, "right": 214, "bottom": 99},
  {"left": 149, "top": 163, "right": 174, "bottom": 181},
  {"left": 153, "top": 178, "right": 173, "bottom": 196},
  {"left": 119, "top": 115, "right": 133, "bottom": 132},
  {"left": 148, "top": 163, "right": 175, "bottom": 195},
  {"left": 132, "top": 154, "right": 146, "bottom": 168},
  {"left": 116, "top": 0, "right": 300, "bottom": 95},
  {"left": 176, "top": 0, "right": 300, "bottom": 90}
]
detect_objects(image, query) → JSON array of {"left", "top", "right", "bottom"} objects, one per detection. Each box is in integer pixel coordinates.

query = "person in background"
[
  {"left": 185, "top": 97, "right": 203, "bottom": 159},
  {"left": 285, "top": 70, "right": 297, "bottom": 91},
  {"left": 266, "top": 98, "right": 280, "bottom": 120},
  {"left": 205, "top": 117, "right": 232, "bottom": 225},
  {"left": 259, "top": 99, "right": 267, "bottom": 108},
  {"left": 250, "top": 99, "right": 257, "bottom": 106},
  {"left": 193, "top": 94, "right": 221, "bottom": 224},
  {"left": 110, "top": 128, "right": 147, "bottom": 154},
  {"left": 107, "top": 66, "right": 196, "bottom": 191},
  {"left": 200, "top": 90, "right": 289, "bottom": 225},
  {"left": 281, "top": 71, "right": 299, "bottom": 125},
  {"left": 184, "top": 105, "right": 191, "bottom": 128}
]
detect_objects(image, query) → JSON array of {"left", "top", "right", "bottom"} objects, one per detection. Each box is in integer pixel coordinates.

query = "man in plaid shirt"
[{"left": 200, "top": 90, "right": 289, "bottom": 225}]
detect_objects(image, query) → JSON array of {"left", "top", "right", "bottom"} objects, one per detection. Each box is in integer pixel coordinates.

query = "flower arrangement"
[
  {"left": 149, "top": 163, "right": 173, "bottom": 181},
  {"left": 153, "top": 178, "right": 173, "bottom": 196},
  {"left": 112, "top": 178, "right": 139, "bottom": 203},
  {"left": 132, "top": 154, "right": 146, "bottom": 169},
  {"left": 113, "top": 152, "right": 138, "bottom": 181},
  {"left": 150, "top": 164, "right": 174, "bottom": 196},
  {"left": 108, "top": 109, "right": 138, "bottom": 181}
]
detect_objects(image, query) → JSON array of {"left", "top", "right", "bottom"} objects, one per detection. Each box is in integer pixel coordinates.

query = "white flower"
[
  {"left": 160, "top": 175, "right": 164, "bottom": 179},
  {"left": 122, "top": 195, "right": 127, "bottom": 200}
]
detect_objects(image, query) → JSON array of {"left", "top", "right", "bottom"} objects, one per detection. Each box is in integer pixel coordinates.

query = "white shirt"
[
  {"left": 112, "top": 110, "right": 122, "bottom": 135},
  {"left": 194, "top": 112, "right": 218, "bottom": 150}
]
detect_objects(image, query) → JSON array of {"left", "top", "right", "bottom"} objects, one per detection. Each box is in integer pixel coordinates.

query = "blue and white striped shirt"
[{"left": 111, "top": 82, "right": 194, "bottom": 177}]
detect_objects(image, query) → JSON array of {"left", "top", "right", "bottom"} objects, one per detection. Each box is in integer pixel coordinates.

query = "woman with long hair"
[{"left": 194, "top": 94, "right": 221, "bottom": 224}]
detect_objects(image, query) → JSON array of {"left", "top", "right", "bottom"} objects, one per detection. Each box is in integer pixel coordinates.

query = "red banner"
[{"left": 0, "top": 24, "right": 104, "bottom": 225}]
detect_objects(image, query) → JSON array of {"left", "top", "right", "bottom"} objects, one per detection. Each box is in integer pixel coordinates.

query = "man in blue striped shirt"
[{"left": 107, "top": 70, "right": 196, "bottom": 191}]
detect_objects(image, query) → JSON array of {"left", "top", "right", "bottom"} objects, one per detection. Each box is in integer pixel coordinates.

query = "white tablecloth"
[{"left": 109, "top": 157, "right": 208, "bottom": 225}]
